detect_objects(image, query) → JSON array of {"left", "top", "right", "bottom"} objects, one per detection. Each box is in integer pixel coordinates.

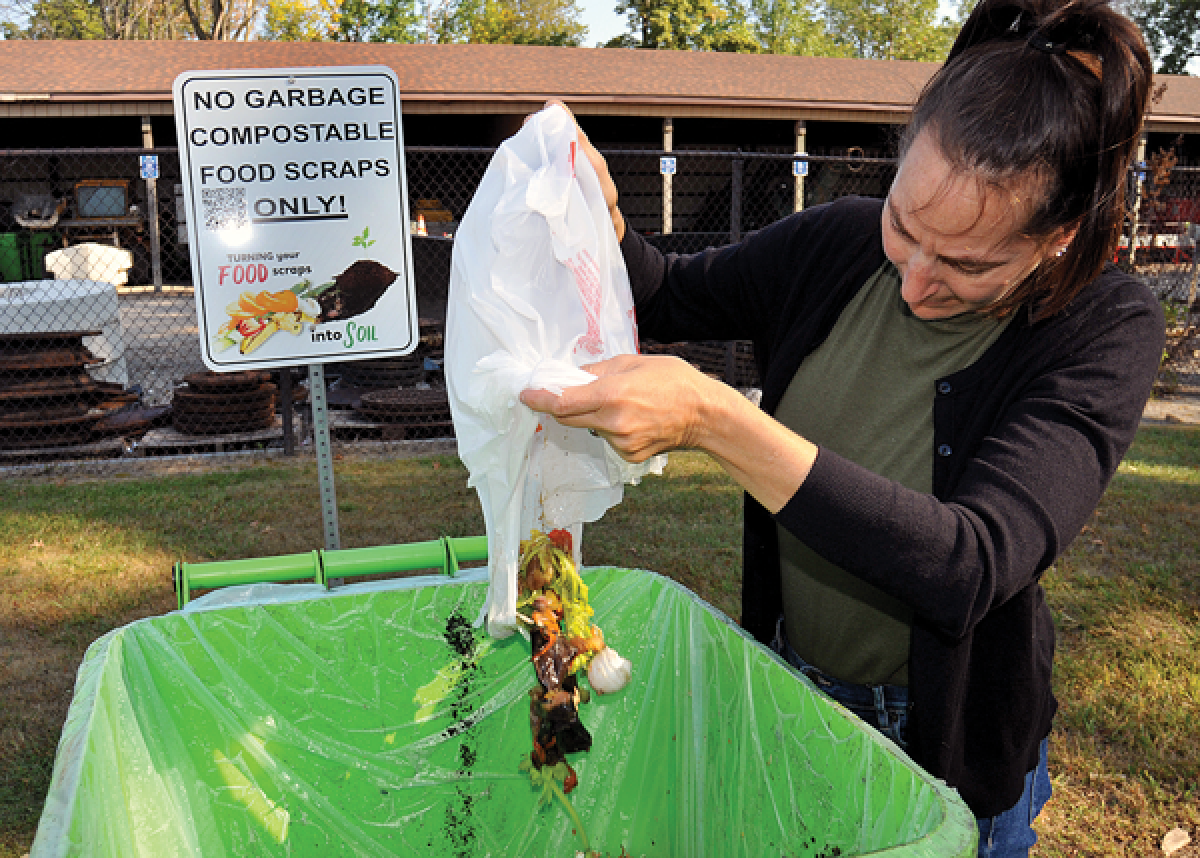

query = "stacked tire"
[
  {"left": 355, "top": 388, "right": 453, "bottom": 439},
  {"left": 173, "top": 371, "right": 277, "bottom": 435},
  {"left": 0, "top": 331, "right": 137, "bottom": 449}
]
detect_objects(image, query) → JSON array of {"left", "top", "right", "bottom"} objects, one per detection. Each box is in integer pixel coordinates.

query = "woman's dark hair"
[{"left": 900, "top": 0, "right": 1153, "bottom": 320}]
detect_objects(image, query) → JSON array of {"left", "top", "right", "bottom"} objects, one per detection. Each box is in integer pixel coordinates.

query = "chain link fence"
[
  {"left": 1132, "top": 163, "right": 1200, "bottom": 398},
  {"left": 2, "top": 144, "right": 1196, "bottom": 471}
]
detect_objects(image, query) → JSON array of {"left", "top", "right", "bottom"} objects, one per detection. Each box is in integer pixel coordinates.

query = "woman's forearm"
[
  {"left": 612, "top": 206, "right": 625, "bottom": 243},
  {"left": 694, "top": 378, "right": 816, "bottom": 515},
  {"left": 521, "top": 355, "right": 814, "bottom": 516}
]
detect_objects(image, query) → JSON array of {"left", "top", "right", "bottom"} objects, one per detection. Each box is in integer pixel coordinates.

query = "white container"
[
  {"left": 44, "top": 243, "right": 133, "bottom": 288},
  {"left": 0, "top": 279, "right": 128, "bottom": 385}
]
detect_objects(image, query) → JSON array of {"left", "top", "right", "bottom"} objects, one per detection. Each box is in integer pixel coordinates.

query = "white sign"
[
  {"left": 139, "top": 155, "right": 159, "bottom": 180},
  {"left": 792, "top": 158, "right": 809, "bottom": 178},
  {"left": 173, "top": 66, "right": 418, "bottom": 371},
  {"left": 660, "top": 156, "right": 677, "bottom": 176}
]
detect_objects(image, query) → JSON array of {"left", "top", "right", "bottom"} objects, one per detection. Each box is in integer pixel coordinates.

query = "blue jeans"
[
  {"left": 771, "top": 619, "right": 910, "bottom": 748},
  {"left": 772, "top": 618, "right": 1052, "bottom": 857},
  {"left": 976, "top": 737, "right": 1052, "bottom": 858}
]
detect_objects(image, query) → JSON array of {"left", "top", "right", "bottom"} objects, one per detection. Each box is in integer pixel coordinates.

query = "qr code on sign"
[{"left": 201, "top": 187, "right": 248, "bottom": 231}]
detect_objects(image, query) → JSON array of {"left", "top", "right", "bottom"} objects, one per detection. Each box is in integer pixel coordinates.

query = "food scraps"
[
  {"left": 516, "top": 528, "right": 632, "bottom": 855},
  {"left": 587, "top": 645, "right": 632, "bottom": 695}
]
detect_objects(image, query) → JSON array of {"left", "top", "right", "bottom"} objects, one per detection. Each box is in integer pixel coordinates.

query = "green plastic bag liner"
[{"left": 33, "top": 566, "right": 976, "bottom": 857}]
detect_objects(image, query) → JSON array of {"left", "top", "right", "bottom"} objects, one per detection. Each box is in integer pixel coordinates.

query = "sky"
[{"left": 578, "top": 0, "right": 627, "bottom": 47}]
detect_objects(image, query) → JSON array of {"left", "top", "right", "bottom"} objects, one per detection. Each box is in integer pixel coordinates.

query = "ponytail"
[{"left": 902, "top": 0, "right": 1153, "bottom": 319}]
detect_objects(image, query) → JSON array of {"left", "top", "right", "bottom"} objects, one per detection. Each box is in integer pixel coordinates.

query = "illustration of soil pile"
[{"left": 317, "top": 260, "right": 397, "bottom": 323}]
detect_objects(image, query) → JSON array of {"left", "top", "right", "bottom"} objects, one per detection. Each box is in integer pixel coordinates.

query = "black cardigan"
[{"left": 621, "top": 196, "right": 1165, "bottom": 816}]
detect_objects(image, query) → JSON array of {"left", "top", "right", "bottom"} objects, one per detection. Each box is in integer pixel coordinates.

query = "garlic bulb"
[
  {"left": 587, "top": 645, "right": 632, "bottom": 694},
  {"left": 298, "top": 296, "right": 322, "bottom": 319}
]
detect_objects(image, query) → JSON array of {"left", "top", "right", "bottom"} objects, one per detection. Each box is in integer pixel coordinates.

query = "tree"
[
  {"left": 3, "top": 0, "right": 104, "bottom": 37},
  {"left": 179, "top": 0, "right": 262, "bottom": 38},
  {"left": 333, "top": 0, "right": 420, "bottom": 41},
  {"left": 703, "top": 0, "right": 760, "bottom": 51},
  {"left": 263, "top": 0, "right": 335, "bottom": 38},
  {"left": 608, "top": 0, "right": 953, "bottom": 57},
  {"left": 2, "top": 0, "right": 191, "bottom": 38},
  {"left": 428, "top": 0, "right": 586, "bottom": 45},
  {"left": 748, "top": 0, "right": 848, "bottom": 55},
  {"left": 99, "top": 0, "right": 192, "bottom": 35},
  {"left": 262, "top": 0, "right": 420, "bottom": 41},
  {"left": 1128, "top": 0, "right": 1199, "bottom": 74},
  {"left": 826, "top": 0, "right": 955, "bottom": 60},
  {"left": 612, "top": 0, "right": 758, "bottom": 50}
]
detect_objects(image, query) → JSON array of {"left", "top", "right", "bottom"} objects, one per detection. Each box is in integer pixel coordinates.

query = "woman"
[{"left": 521, "top": 0, "right": 1164, "bottom": 854}]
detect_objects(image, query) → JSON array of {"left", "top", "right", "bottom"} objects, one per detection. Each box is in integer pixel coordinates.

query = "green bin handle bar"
[
  {"left": 172, "top": 537, "right": 489, "bottom": 610},
  {"left": 173, "top": 552, "right": 322, "bottom": 611},
  {"left": 446, "top": 535, "right": 487, "bottom": 576},
  {"left": 321, "top": 540, "right": 446, "bottom": 581}
]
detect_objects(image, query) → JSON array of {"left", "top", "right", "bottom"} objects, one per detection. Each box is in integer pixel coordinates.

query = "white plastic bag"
[{"left": 446, "top": 104, "right": 665, "bottom": 639}]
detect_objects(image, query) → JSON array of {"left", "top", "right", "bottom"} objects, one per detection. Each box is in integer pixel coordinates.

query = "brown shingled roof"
[{"left": 0, "top": 40, "right": 1196, "bottom": 130}]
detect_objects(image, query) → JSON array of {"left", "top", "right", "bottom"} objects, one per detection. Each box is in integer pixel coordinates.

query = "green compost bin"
[
  {"left": 26, "top": 231, "right": 60, "bottom": 279},
  {"left": 0, "top": 233, "right": 22, "bottom": 282},
  {"left": 0, "top": 231, "right": 58, "bottom": 281},
  {"left": 33, "top": 566, "right": 976, "bottom": 857}
]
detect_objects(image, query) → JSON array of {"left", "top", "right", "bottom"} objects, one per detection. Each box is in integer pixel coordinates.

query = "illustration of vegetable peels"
[
  {"left": 316, "top": 259, "right": 397, "bottom": 323},
  {"left": 212, "top": 288, "right": 318, "bottom": 355}
]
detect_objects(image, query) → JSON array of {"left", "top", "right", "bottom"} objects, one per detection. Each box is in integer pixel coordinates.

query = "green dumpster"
[
  {"left": 26, "top": 231, "right": 60, "bottom": 279},
  {"left": 33, "top": 564, "right": 976, "bottom": 857},
  {"left": 0, "top": 233, "right": 22, "bottom": 282}
]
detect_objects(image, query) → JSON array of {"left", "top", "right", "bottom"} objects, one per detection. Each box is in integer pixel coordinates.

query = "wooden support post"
[
  {"left": 662, "top": 118, "right": 673, "bottom": 235},
  {"left": 1188, "top": 224, "right": 1199, "bottom": 312},
  {"left": 794, "top": 121, "right": 807, "bottom": 213},
  {"left": 141, "top": 116, "right": 163, "bottom": 292},
  {"left": 1127, "top": 132, "right": 1148, "bottom": 269},
  {"left": 731, "top": 158, "right": 744, "bottom": 242}
]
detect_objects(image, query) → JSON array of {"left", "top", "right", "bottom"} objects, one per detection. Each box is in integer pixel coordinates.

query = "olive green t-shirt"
[{"left": 774, "top": 263, "right": 1011, "bottom": 685}]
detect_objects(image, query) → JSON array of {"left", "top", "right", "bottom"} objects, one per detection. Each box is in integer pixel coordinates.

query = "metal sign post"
[{"left": 308, "top": 363, "right": 340, "bottom": 551}]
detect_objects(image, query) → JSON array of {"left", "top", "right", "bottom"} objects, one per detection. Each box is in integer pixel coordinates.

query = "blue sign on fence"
[
  {"left": 139, "top": 155, "right": 159, "bottom": 180},
  {"left": 792, "top": 158, "right": 809, "bottom": 178},
  {"left": 660, "top": 156, "right": 677, "bottom": 176}
]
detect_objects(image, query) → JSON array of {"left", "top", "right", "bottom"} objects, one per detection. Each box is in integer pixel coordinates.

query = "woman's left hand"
[{"left": 520, "top": 354, "right": 712, "bottom": 463}]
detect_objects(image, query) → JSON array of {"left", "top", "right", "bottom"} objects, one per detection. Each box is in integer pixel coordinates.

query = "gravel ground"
[
  {"left": 116, "top": 290, "right": 205, "bottom": 405},
  {"left": 1145, "top": 324, "right": 1200, "bottom": 427}
]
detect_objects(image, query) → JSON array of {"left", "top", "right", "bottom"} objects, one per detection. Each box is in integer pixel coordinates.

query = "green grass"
[
  {"left": 1, "top": 432, "right": 1197, "bottom": 857},
  {"left": 1037, "top": 428, "right": 1200, "bottom": 857}
]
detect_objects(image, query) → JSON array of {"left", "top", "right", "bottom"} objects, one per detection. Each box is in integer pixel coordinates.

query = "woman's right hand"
[
  {"left": 521, "top": 354, "right": 709, "bottom": 463},
  {"left": 542, "top": 99, "right": 625, "bottom": 241},
  {"left": 520, "top": 353, "right": 818, "bottom": 515}
]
